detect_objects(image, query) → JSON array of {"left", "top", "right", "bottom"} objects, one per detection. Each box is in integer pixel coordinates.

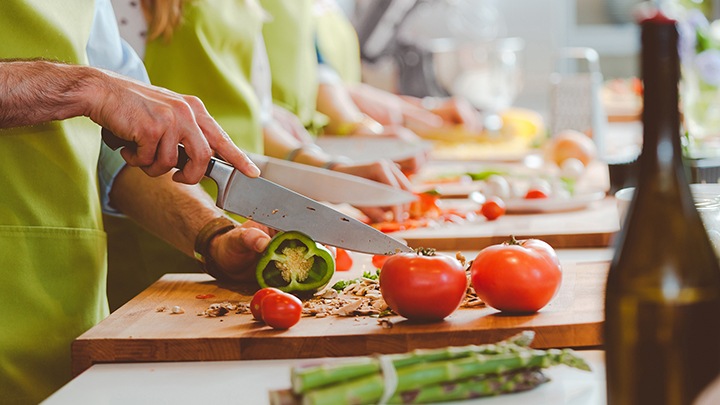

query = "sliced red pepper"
[
  {"left": 335, "top": 248, "right": 353, "bottom": 271},
  {"left": 372, "top": 254, "right": 391, "bottom": 269}
]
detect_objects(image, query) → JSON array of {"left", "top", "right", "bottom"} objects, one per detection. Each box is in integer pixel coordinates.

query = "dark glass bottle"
[{"left": 604, "top": 10, "right": 720, "bottom": 405}]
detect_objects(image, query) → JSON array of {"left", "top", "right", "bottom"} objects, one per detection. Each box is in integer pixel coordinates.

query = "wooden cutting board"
[
  {"left": 72, "top": 261, "right": 609, "bottom": 376},
  {"left": 396, "top": 197, "right": 621, "bottom": 251}
]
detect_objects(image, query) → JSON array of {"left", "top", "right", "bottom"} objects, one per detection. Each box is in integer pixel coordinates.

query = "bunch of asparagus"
[{"left": 269, "top": 331, "right": 592, "bottom": 405}]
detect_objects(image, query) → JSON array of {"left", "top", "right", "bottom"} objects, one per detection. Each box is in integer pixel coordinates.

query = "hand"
[
  {"left": 418, "top": 96, "right": 482, "bottom": 131},
  {"left": 401, "top": 96, "right": 483, "bottom": 136},
  {"left": 348, "top": 83, "right": 448, "bottom": 129},
  {"left": 373, "top": 125, "right": 427, "bottom": 174},
  {"left": 87, "top": 69, "right": 261, "bottom": 184},
  {"left": 272, "top": 105, "right": 315, "bottom": 145},
  {"left": 332, "top": 160, "right": 413, "bottom": 223},
  {"left": 209, "top": 221, "right": 275, "bottom": 282}
]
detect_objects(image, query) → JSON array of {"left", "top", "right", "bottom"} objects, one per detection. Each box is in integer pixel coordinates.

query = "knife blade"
[
  {"left": 100, "top": 129, "right": 412, "bottom": 254},
  {"left": 247, "top": 153, "right": 416, "bottom": 207},
  {"left": 208, "top": 156, "right": 411, "bottom": 254}
]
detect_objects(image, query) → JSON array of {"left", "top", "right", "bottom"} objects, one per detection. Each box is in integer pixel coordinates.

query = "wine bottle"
[{"left": 605, "top": 9, "right": 720, "bottom": 405}]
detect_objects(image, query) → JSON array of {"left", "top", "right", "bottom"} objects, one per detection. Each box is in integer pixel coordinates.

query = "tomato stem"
[{"left": 507, "top": 235, "right": 521, "bottom": 246}]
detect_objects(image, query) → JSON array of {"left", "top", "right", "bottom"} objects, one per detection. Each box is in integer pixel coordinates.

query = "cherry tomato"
[
  {"left": 260, "top": 292, "right": 303, "bottom": 330},
  {"left": 372, "top": 254, "right": 391, "bottom": 269},
  {"left": 335, "top": 248, "right": 353, "bottom": 271},
  {"left": 250, "top": 287, "right": 283, "bottom": 321},
  {"left": 380, "top": 251, "right": 467, "bottom": 321},
  {"left": 524, "top": 189, "right": 548, "bottom": 199},
  {"left": 470, "top": 237, "right": 562, "bottom": 313},
  {"left": 480, "top": 197, "right": 506, "bottom": 221}
]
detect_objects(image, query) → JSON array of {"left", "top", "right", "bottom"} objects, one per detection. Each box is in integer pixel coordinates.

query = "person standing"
[{"left": 0, "top": 1, "right": 270, "bottom": 402}]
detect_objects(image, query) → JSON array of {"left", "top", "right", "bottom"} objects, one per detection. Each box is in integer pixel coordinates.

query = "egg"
[
  {"left": 547, "top": 129, "right": 597, "bottom": 167},
  {"left": 482, "top": 174, "right": 512, "bottom": 200},
  {"left": 560, "top": 157, "right": 586, "bottom": 180}
]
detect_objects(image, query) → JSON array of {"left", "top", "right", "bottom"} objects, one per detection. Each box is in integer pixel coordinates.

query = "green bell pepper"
[{"left": 256, "top": 231, "right": 335, "bottom": 294}]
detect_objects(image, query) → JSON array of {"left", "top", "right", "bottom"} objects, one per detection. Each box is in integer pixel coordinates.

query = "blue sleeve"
[{"left": 87, "top": 0, "right": 150, "bottom": 215}]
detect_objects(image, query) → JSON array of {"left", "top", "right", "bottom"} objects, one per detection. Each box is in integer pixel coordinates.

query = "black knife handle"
[{"left": 101, "top": 128, "right": 215, "bottom": 176}]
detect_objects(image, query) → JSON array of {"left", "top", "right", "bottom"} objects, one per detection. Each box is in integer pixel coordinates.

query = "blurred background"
[{"left": 337, "top": 0, "right": 642, "bottom": 119}]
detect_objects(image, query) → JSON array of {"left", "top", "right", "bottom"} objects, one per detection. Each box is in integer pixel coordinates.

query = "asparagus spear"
[
  {"left": 292, "top": 331, "right": 536, "bottom": 394},
  {"left": 270, "top": 368, "right": 549, "bottom": 405},
  {"left": 393, "top": 367, "right": 550, "bottom": 404},
  {"left": 301, "top": 348, "right": 591, "bottom": 405}
]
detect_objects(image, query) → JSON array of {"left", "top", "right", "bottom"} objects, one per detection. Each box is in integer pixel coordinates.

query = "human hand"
[
  {"left": 208, "top": 221, "right": 275, "bottom": 282},
  {"left": 401, "top": 96, "right": 483, "bottom": 136},
  {"left": 417, "top": 96, "right": 482, "bottom": 130},
  {"left": 272, "top": 104, "right": 315, "bottom": 145},
  {"left": 87, "top": 69, "right": 260, "bottom": 184},
  {"left": 348, "top": 83, "right": 448, "bottom": 128},
  {"left": 332, "top": 160, "right": 413, "bottom": 223}
]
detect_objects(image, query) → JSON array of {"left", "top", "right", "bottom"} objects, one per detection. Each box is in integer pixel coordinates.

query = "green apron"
[
  {"left": 314, "top": 1, "right": 362, "bottom": 84},
  {"left": 105, "top": 0, "right": 266, "bottom": 311},
  {"left": 0, "top": 2, "right": 106, "bottom": 403},
  {"left": 260, "top": 0, "right": 328, "bottom": 132}
]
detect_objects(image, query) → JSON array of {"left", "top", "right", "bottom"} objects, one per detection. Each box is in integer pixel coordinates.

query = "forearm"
[
  {"left": 263, "top": 122, "right": 333, "bottom": 167},
  {"left": 0, "top": 59, "right": 97, "bottom": 128},
  {"left": 109, "top": 165, "right": 223, "bottom": 257}
]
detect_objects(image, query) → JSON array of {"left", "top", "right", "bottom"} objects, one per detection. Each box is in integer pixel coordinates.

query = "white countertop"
[{"left": 43, "top": 351, "right": 606, "bottom": 405}]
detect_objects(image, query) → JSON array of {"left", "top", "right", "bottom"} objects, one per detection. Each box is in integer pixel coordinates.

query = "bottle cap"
[{"left": 635, "top": 3, "right": 676, "bottom": 24}]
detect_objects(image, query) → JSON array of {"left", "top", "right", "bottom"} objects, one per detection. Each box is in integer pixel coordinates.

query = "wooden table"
[{"left": 72, "top": 260, "right": 609, "bottom": 376}]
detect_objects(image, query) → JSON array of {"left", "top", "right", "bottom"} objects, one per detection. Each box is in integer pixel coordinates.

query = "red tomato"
[
  {"left": 250, "top": 287, "right": 283, "bottom": 321},
  {"left": 480, "top": 197, "right": 506, "bottom": 221},
  {"left": 335, "top": 248, "right": 353, "bottom": 271},
  {"left": 260, "top": 292, "right": 303, "bottom": 330},
  {"left": 470, "top": 237, "right": 562, "bottom": 313},
  {"left": 524, "top": 189, "right": 548, "bottom": 199},
  {"left": 372, "top": 254, "right": 391, "bottom": 269},
  {"left": 380, "top": 252, "right": 467, "bottom": 321}
]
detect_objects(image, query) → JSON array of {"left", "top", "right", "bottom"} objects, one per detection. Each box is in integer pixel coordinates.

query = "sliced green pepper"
[{"left": 256, "top": 231, "right": 335, "bottom": 294}]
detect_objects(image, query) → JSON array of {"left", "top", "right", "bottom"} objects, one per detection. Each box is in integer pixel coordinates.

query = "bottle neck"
[{"left": 637, "top": 20, "right": 684, "bottom": 187}]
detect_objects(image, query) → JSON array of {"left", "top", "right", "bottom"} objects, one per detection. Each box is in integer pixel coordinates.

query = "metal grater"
[
  {"left": 684, "top": 157, "right": 720, "bottom": 184},
  {"left": 549, "top": 47, "right": 607, "bottom": 157}
]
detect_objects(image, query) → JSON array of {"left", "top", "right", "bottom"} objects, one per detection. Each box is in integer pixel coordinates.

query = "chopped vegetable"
[
  {"left": 256, "top": 231, "right": 335, "bottom": 294},
  {"left": 465, "top": 169, "right": 507, "bottom": 181},
  {"left": 334, "top": 248, "right": 353, "bottom": 271}
]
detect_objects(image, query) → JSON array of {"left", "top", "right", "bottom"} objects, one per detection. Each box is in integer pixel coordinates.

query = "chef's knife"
[
  {"left": 101, "top": 129, "right": 412, "bottom": 254},
  {"left": 247, "top": 153, "right": 416, "bottom": 207}
]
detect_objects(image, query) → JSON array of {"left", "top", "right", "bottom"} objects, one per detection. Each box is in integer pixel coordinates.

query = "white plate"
[
  {"left": 504, "top": 190, "right": 607, "bottom": 213},
  {"left": 315, "top": 135, "right": 433, "bottom": 163}
]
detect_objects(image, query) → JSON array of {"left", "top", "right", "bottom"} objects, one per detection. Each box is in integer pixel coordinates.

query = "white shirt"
[{"left": 86, "top": 0, "right": 150, "bottom": 214}]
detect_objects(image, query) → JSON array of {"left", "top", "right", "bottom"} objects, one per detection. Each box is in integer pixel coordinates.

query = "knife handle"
[{"left": 101, "top": 128, "right": 215, "bottom": 177}]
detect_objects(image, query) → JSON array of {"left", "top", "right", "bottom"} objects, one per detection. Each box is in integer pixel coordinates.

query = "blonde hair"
[{"left": 141, "top": 0, "right": 188, "bottom": 42}]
